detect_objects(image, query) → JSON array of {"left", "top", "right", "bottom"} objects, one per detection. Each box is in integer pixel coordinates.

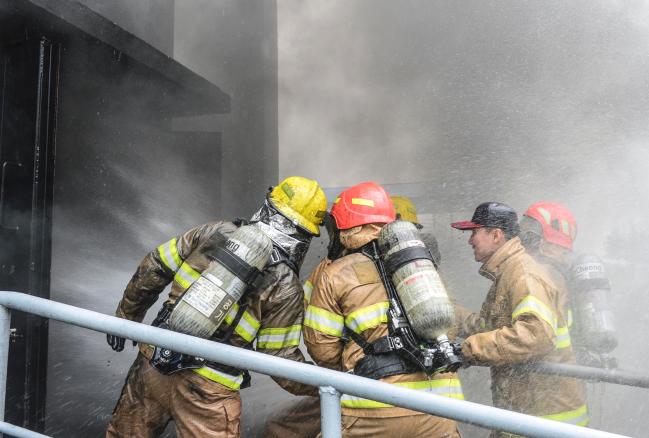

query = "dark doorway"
[{"left": 0, "top": 36, "right": 59, "bottom": 431}]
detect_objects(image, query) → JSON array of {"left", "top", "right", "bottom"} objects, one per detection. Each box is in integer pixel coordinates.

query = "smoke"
[
  {"left": 279, "top": 1, "right": 649, "bottom": 436},
  {"left": 33, "top": 1, "right": 649, "bottom": 436}
]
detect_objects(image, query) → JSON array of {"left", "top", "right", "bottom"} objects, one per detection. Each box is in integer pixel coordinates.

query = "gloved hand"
[
  {"left": 106, "top": 334, "right": 137, "bottom": 352},
  {"left": 107, "top": 334, "right": 126, "bottom": 352}
]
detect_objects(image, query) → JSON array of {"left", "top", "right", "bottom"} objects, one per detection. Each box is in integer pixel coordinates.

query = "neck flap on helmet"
[{"left": 250, "top": 199, "right": 312, "bottom": 270}]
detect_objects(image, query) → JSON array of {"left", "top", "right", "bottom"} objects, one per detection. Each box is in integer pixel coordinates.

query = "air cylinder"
[
  {"left": 168, "top": 225, "right": 272, "bottom": 338},
  {"left": 572, "top": 253, "right": 617, "bottom": 353},
  {"left": 378, "top": 220, "right": 454, "bottom": 341}
]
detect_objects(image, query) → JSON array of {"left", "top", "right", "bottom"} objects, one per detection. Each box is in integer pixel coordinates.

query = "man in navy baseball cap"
[{"left": 451, "top": 202, "right": 519, "bottom": 263}]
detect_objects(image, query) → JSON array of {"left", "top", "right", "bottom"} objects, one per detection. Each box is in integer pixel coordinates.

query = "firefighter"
[
  {"left": 391, "top": 195, "right": 441, "bottom": 267},
  {"left": 264, "top": 212, "right": 342, "bottom": 438},
  {"left": 451, "top": 202, "right": 589, "bottom": 437},
  {"left": 520, "top": 201, "right": 617, "bottom": 368},
  {"left": 303, "top": 182, "right": 462, "bottom": 437},
  {"left": 266, "top": 196, "right": 447, "bottom": 438},
  {"left": 105, "top": 176, "right": 327, "bottom": 438}
]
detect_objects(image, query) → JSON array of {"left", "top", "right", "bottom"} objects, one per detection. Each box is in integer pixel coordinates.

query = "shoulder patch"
[{"left": 352, "top": 261, "right": 380, "bottom": 284}]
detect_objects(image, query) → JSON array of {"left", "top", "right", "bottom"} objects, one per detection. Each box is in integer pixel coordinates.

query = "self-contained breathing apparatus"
[
  {"left": 150, "top": 223, "right": 271, "bottom": 376},
  {"left": 348, "top": 221, "right": 462, "bottom": 380},
  {"left": 149, "top": 201, "right": 315, "bottom": 378},
  {"left": 570, "top": 253, "right": 618, "bottom": 368}
]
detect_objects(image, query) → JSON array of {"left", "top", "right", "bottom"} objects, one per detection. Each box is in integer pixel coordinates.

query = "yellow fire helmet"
[
  {"left": 269, "top": 176, "right": 328, "bottom": 236},
  {"left": 391, "top": 195, "right": 421, "bottom": 227}
]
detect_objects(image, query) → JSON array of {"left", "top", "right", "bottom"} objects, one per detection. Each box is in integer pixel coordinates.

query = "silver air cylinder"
[
  {"left": 378, "top": 220, "right": 455, "bottom": 341},
  {"left": 168, "top": 225, "right": 272, "bottom": 339},
  {"left": 572, "top": 253, "right": 617, "bottom": 354}
]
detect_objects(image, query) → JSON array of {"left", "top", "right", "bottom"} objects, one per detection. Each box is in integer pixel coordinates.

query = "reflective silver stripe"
[
  {"left": 193, "top": 366, "right": 244, "bottom": 390},
  {"left": 174, "top": 262, "right": 201, "bottom": 290},
  {"left": 257, "top": 325, "right": 302, "bottom": 349},
  {"left": 345, "top": 302, "right": 389, "bottom": 334},
  {"left": 304, "top": 305, "right": 344, "bottom": 337},
  {"left": 511, "top": 295, "right": 558, "bottom": 335},
  {"left": 341, "top": 379, "right": 464, "bottom": 408},
  {"left": 233, "top": 310, "right": 260, "bottom": 342},
  {"left": 157, "top": 238, "right": 182, "bottom": 271}
]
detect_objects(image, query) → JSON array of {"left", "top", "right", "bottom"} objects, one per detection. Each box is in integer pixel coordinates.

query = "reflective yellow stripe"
[
  {"left": 556, "top": 325, "right": 572, "bottom": 349},
  {"left": 224, "top": 303, "right": 240, "bottom": 325},
  {"left": 567, "top": 309, "right": 573, "bottom": 327},
  {"left": 345, "top": 302, "right": 389, "bottom": 334},
  {"left": 303, "top": 280, "right": 314, "bottom": 304},
  {"left": 304, "top": 305, "right": 344, "bottom": 337},
  {"left": 351, "top": 198, "right": 374, "bottom": 207},
  {"left": 157, "top": 238, "right": 183, "bottom": 272},
  {"left": 257, "top": 325, "right": 302, "bottom": 349},
  {"left": 222, "top": 303, "right": 260, "bottom": 342},
  {"left": 174, "top": 262, "right": 201, "bottom": 290},
  {"left": 512, "top": 295, "right": 558, "bottom": 335},
  {"left": 341, "top": 378, "right": 464, "bottom": 408},
  {"left": 193, "top": 366, "right": 244, "bottom": 390},
  {"left": 542, "top": 404, "right": 589, "bottom": 426}
]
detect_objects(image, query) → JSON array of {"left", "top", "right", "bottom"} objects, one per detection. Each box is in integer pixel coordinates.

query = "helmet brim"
[{"left": 268, "top": 196, "right": 321, "bottom": 236}]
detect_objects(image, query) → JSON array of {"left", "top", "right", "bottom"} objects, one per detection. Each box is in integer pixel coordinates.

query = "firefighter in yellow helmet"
[
  {"left": 265, "top": 209, "right": 343, "bottom": 438},
  {"left": 390, "top": 195, "right": 441, "bottom": 267},
  {"left": 106, "top": 176, "right": 327, "bottom": 438}
]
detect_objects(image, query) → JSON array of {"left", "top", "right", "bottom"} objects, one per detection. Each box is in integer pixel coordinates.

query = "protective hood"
[
  {"left": 250, "top": 200, "right": 312, "bottom": 270},
  {"left": 339, "top": 223, "right": 382, "bottom": 250}
]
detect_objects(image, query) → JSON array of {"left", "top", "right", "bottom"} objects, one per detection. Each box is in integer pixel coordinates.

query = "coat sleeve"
[
  {"left": 462, "top": 274, "right": 557, "bottom": 366},
  {"left": 449, "top": 302, "right": 485, "bottom": 339},
  {"left": 303, "top": 269, "right": 345, "bottom": 371},
  {"left": 115, "top": 224, "right": 210, "bottom": 322},
  {"left": 256, "top": 264, "right": 318, "bottom": 396}
]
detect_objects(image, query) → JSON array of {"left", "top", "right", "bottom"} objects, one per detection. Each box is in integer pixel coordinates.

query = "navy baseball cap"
[{"left": 451, "top": 202, "right": 519, "bottom": 235}]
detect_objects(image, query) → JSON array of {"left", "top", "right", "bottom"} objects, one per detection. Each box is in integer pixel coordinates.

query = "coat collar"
[{"left": 479, "top": 236, "right": 524, "bottom": 281}]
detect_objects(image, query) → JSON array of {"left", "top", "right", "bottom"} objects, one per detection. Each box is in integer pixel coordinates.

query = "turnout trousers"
[
  {"left": 315, "top": 413, "right": 461, "bottom": 438},
  {"left": 106, "top": 353, "right": 241, "bottom": 438}
]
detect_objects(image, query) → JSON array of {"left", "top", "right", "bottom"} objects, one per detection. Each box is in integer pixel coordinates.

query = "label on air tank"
[
  {"left": 396, "top": 270, "right": 447, "bottom": 307},
  {"left": 183, "top": 275, "right": 235, "bottom": 320}
]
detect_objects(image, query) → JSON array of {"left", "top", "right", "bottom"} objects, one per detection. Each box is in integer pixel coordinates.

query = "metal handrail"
[
  {"left": 0, "top": 292, "right": 632, "bottom": 438},
  {"left": 0, "top": 421, "right": 50, "bottom": 438},
  {"left": 524, "top": 362, "right": 649, "bottom": 389}
]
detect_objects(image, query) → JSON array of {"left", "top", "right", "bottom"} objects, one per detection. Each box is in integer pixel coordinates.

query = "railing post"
[
  {"left": 0, "top": 305, "right": 10, "bottom": 422},
  {"left": 319, "top": 386, "right": 342, "bottom": 438}
]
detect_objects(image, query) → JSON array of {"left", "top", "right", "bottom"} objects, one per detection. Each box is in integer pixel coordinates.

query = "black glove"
[
  {"left": 106, "top": 334, "right": 137, "bottom": 352},
  {"left": 107, "top": 334, "right": 126, "bottom": 352}
]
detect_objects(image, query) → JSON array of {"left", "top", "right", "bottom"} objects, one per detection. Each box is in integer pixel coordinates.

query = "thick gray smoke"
[
  {"left": 40, "top": 1, "right": 649, "bottom": 437},
  {"left": 279, "top": 1, "right": 649, "bottom": 436}
]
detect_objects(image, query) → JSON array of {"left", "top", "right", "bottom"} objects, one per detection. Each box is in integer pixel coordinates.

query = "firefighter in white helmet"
[{"left": 105, "top": 176, "right": 327, "bottom": 438}]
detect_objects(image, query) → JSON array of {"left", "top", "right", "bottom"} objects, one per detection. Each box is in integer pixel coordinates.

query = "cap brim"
[{"left": 450, "top": 221, "right": 484, "bottom": 230}]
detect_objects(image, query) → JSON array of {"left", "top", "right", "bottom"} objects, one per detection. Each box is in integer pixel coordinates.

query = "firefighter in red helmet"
[
  {"left": 303, "top": 182, "right": 462, "bottom": 437},
  {"left": 521, "top": 202, "right": 617, "bottom": 367}
]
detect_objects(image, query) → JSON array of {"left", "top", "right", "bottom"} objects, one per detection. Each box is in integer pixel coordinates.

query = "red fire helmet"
[
  {"left": 330, "top": 181, "right": 396, "bottom": 230},
  {"left": 523, "top": 201, "right": 577, "bottom": 250}
]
